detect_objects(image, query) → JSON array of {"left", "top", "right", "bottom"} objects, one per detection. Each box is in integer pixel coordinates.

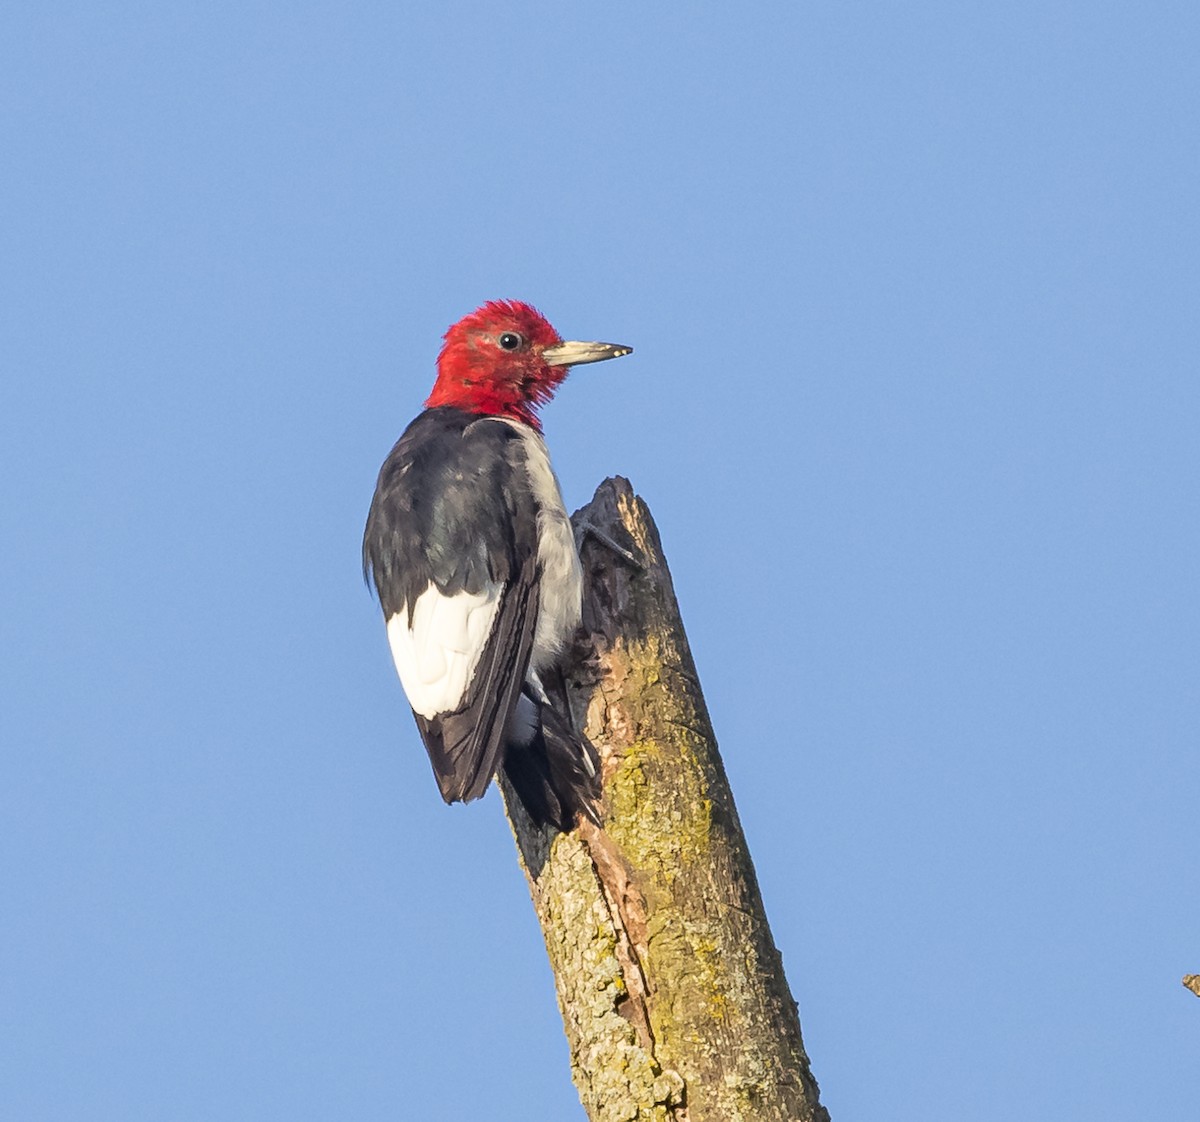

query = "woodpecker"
[{"left": 363, "top": 300, "right": 632, "bottom": 829}]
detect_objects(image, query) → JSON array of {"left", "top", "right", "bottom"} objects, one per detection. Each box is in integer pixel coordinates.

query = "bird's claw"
[{"left": 573, "top": 518, "right": 645, "bottom": 570}]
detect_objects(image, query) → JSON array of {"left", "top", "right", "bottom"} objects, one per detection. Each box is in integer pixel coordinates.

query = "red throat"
[{"left": 425, "top": 300, "right": 566, "bottom": 431}]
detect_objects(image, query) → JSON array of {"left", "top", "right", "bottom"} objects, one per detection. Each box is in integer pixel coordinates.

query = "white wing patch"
[{"left": 386, "top": 582, "right": 503, "bottom": 719}]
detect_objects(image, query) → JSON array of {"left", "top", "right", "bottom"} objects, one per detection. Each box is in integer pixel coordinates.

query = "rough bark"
[{"left": 500, "top": 477, "right": 828, "bottom": 1122}]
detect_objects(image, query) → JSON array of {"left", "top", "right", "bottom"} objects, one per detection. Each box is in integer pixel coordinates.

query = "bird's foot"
[{"left": 573, "top": 518, "right": 645, "bottom": 570}]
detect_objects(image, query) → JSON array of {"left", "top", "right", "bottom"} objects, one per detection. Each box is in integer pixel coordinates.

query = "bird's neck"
[{"left": 424, "top": 382, "right": 542, "bottom": 431}]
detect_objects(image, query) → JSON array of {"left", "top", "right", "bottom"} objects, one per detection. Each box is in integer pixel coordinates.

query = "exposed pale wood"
[{"left": 501, "top": 477, "right": 828, "bottom": 1122}]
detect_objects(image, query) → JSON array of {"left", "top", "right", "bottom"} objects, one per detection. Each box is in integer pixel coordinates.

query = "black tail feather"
[{"left": 503, "top": 701, "right": 601, "bottom": 832}]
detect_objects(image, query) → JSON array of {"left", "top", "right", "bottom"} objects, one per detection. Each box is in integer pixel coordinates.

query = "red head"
[{"left": 425, "top": 299, "right": 632, "bottom": 430}]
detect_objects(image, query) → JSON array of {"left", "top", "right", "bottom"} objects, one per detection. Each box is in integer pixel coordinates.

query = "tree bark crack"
[{"left": 579, "top": 819, "right": 656, "bottom": 1054}]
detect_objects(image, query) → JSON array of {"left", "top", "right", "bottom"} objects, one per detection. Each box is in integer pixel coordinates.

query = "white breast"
[{"left": 502, "top": 421, "right": 583, "bottom": 672}]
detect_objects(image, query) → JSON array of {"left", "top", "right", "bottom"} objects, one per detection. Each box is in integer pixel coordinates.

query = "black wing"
[{"left": 363, "top": 407, "right": 541, "bottom": 802}]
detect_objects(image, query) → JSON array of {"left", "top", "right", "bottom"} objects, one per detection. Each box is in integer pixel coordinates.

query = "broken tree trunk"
[{"left": 499, "top": 477, "right": 829, "bottom": 1122}]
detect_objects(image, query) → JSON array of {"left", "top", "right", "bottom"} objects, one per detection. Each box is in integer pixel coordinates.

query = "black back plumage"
[
  {"left": 363, "top": 407, "right": 598, "bottom": 828},
  {"left": 363, "top": 407, "right": 536, "bottom": 619}
]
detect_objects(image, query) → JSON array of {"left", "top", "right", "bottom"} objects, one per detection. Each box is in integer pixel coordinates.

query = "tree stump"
[{"left": 500, "top": 478, "right": 828, "bottom": 1122}]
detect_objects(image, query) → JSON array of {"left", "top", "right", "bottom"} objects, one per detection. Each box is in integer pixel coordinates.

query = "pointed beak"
[{"left": 541, "top": 340, "right": 633, "bottom": 367}]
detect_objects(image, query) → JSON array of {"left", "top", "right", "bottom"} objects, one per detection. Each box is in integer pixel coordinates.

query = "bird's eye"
[{"left": 498, "top": 332, "right": 524, "bottom": 351}]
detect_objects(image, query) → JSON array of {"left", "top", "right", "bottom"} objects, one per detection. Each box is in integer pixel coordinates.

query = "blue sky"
[{"left": 3, "top": 3, "right": 1198, "bottom": 1119}]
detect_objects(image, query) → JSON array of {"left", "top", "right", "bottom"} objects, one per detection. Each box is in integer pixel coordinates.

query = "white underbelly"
[
  {"left": 503, "top": 420, "right": 583, "bottom": 672},
  {"left": 532, "top": 497, "right": 583, "bottom": 670}
]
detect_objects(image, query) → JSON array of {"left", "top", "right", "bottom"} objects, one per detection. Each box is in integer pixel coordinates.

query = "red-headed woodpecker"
[{"left": 363, "top": 300, "right": 632, "bottom": 829}]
